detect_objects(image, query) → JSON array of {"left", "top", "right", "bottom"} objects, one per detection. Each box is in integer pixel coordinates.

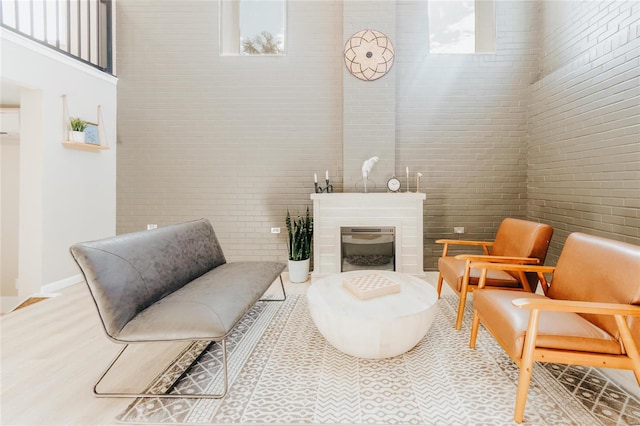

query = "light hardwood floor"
[{"left": 0, "top": 274, "right": 310, "bottom": 426}]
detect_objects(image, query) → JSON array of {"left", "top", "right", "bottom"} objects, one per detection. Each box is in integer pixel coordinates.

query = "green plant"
[
  {"left": 70, "top": 117, "right": 87, "bottom": 132},
  {"left": 286, "top": 207, "right": 313, "bottom": 261}
]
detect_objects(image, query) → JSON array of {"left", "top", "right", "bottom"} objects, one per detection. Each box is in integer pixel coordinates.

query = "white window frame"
[
  {"left": 219, "top": 0, "right": 287, "bottom": 56},
  {"left": 428, "top": 0, "right": 496, "bottom": 55}
]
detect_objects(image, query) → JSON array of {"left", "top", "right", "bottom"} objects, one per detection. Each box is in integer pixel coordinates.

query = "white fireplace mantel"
[{"left": 311, "top": 193, "right": 426, "bottom": 277}]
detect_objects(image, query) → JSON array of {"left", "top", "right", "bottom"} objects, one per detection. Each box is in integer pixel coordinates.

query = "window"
[
  {"left": 428, "top": 0, "right": 496, "bottom": 54},
  {"left": 220, "top": 0, "right": 286, "bottom": 56}
]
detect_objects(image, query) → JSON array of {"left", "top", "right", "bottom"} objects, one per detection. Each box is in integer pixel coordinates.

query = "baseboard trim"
[{"left": 41, "top": 274, "right": 83, "bottom": 294}]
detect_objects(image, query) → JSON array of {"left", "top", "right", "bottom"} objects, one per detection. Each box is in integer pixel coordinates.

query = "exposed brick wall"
[
  {"left": 396, "top": 0, "right": 540, "bottom": 269},
  {"left": 527, "top": 0, "right": 640, "bottom": 265},
  {"left": 115, "top": 0, "right": 639, "bottom": 271},
  {"left": 343, "top": 1, "right": 396, "bottom": 190},
  {"left": 116, "top": 0, "right": 343, "bottom": 262}
]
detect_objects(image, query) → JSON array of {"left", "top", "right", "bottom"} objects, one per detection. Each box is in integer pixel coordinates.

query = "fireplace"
[
  {"left": 311, "top": 193, "right": 425, "bottom": 277},
  {"left": 341, "top": 227, "right": 395, "bottom": 272}
]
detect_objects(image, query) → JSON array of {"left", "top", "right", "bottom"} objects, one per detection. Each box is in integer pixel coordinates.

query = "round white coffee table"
[{"left": 307, "top": 270, "right": 439, "bottom": 359}]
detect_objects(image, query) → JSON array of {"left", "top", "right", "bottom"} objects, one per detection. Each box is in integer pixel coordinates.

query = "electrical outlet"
[
  {"left": 271, "top": 227, "right": 281, "bottom": 234},
  {"left": 147, "top": 224, "right": 158, "bottom": 230},
  {"left": 454, "top": 227, "right": 465, "bottom": 234}
]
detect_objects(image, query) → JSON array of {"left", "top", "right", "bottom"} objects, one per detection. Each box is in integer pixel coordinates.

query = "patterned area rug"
[{"left": 117, "top": 294, "right": 640, "bottom": 425}]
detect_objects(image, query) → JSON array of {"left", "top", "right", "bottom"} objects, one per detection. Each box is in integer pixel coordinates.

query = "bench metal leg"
[
  {"left": 93, "top": 339, "right": 228, "bottom": 399},
  {"left": 259, "top": 274, "right": 287, "bottom": 302}
]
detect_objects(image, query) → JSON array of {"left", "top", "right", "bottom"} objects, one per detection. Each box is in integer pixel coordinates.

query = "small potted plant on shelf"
[
  {"left": 286, "top": 207, "right": 313, "bottom": 283},
  {"left": 69, "top": 117, "right": 87, "bottom": 142}
]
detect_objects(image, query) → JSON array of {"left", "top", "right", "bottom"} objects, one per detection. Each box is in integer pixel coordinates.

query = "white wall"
[{"left": 1, "top": 29, "right": 117, "bottom": 300}]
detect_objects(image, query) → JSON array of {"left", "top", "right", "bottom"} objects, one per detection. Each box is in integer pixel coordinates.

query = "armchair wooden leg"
[
  {"left": 436, "top": 273, "right": 444, "bottom": 298},
  {"left": 455, "top": 262, "right": 472, "bottom": 330},
  {"left": 455, "top": 289, "right": 467, "bottom": 330},
  {"left": 470, "top": 310, "right": 480, "bottom": 348},
  {"left": 614, "top": 315, "right": 640, "bottom": 383},
  {"left": 514, "top": 309, "right": 540, "bottom": 423}
]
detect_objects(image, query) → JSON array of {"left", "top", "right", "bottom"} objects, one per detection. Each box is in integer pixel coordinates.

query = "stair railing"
[{"left": 1, "top": 0, "right": 113, "bottom": 74}]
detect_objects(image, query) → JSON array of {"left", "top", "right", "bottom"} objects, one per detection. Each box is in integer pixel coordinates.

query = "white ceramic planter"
[
  {"left": 69, "top": 130, "right": 85, "bottom": 142},
  {"left": 288, "top": 259, "right": 310, "bottom": 283}
]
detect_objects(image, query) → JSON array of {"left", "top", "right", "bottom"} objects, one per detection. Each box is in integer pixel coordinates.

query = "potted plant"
[
  {"left": 286, "top": 207, "right": 313, "bottom": 283},
  {"left": 69, "top": 117, "right": 87, "bottom": 142}
]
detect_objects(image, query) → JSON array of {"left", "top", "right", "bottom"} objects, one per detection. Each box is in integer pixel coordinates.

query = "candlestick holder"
[{"left": 315, "top": 179, "right": 333, "bottom": 193}]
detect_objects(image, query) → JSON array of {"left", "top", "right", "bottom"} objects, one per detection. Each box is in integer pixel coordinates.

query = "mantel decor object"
[
  {"left": 361, "top": 156, "right": 379, "bottom": 193},
  {"left": 314, "top": 170, "right": 333, "bottom": 193},
  {"left": 344, "top": 29, "right": 395, "bottom": 81}
]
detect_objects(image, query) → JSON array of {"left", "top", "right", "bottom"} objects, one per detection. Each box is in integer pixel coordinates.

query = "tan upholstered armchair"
[
  {"left": 436, "top": 218, "right": 553, "bottom": 329},
  {"left": 469, "top": 232, "right": 640, "bottom": 423}
]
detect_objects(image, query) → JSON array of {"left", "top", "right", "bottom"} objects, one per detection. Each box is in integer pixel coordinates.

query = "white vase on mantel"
[
  {"left": 288, "top": 259, "right": 310, "bottom": 283},
  {"left": 69, "top": 130, "right": 85, "bottom": 142}
]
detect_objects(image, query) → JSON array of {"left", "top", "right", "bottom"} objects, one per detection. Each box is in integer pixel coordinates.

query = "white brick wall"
[{"left": 527, "top": 0, "right": 640, "bottom": 264}]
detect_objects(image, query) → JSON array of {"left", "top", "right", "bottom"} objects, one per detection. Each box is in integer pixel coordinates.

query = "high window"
[
  {"left": 428, "top": 0, "right": 496, "bottom": 54},
  {"left": 220, "top": 0, "right": 286, "bottom": 56}
]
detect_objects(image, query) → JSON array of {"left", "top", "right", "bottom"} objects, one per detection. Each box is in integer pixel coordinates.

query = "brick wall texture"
[
  {"left": 116, "top": 0, "right": 639, "bottom": 269},
  {"left": 528, "top": 0, "right": 640, "bottom": 265}
]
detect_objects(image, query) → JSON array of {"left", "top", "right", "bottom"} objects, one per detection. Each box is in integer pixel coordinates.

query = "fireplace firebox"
[{"left": 341, "top": 227, "right": 395, "bottom": 272}]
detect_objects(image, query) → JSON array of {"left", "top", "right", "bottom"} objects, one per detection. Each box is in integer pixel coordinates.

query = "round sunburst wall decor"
[{"left": 344, "top": 29, "right": 395, "bottom": 81}]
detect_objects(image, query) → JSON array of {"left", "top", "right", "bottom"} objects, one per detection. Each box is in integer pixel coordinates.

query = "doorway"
[{"left": 1, "top": 107, "right": 21, "bottom": 313}]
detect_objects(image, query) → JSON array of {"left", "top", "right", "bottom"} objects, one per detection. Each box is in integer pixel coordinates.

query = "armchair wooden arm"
[
  {"left": 436, "top": 239, "right": 494, "bottom": 246},
  {"left": 436, "top": 239, "right": 494, "bottom": 256},
  {"left": 512, "top": 297, "right": 640, "bottom": 317},
  {"left": 469, "top": 262, "right": 555, "bottom": 274},
  {"left": 456, "top": 255, "right": 540, "bottom": 264},
  {"left": 471, "top": 262, "right": 555, "bottom": 295}
]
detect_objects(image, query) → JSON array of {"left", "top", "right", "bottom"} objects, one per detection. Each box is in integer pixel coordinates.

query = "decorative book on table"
[{"left": 343, "top": 273, "right": 401, "bottom": 300}]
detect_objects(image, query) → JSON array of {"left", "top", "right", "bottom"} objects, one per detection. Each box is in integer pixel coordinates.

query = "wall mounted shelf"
[
  {"left": 62, "top": 141, "right": 110, "bottom": 151},
  {"left": 62, "top": 95, "right": 110, "bottom": 152}
]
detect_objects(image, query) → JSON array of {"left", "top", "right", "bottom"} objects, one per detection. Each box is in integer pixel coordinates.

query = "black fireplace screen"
[{"left": 340, "top": 227, "right": 395, "bottom": 272}]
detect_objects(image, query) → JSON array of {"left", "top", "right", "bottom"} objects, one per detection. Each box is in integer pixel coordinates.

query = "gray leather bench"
[{"left": 70, "top": 218, "right": 286, "bottom": 399}]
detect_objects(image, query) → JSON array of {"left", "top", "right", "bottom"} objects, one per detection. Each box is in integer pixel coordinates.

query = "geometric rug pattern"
[{"left": 118, "top": 294, "right": 640, "bottom": 425}]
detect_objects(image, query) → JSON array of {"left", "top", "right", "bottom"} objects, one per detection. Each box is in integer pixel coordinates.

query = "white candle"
[
  {"left": 325, "top": 170, "right": 329, "bottom": 180},
  {"left": 314, "top": 173, "right": 318, "bottom": 183},
  {"left": 406, "top": 167, "right": 410, "bottom": 192}
]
